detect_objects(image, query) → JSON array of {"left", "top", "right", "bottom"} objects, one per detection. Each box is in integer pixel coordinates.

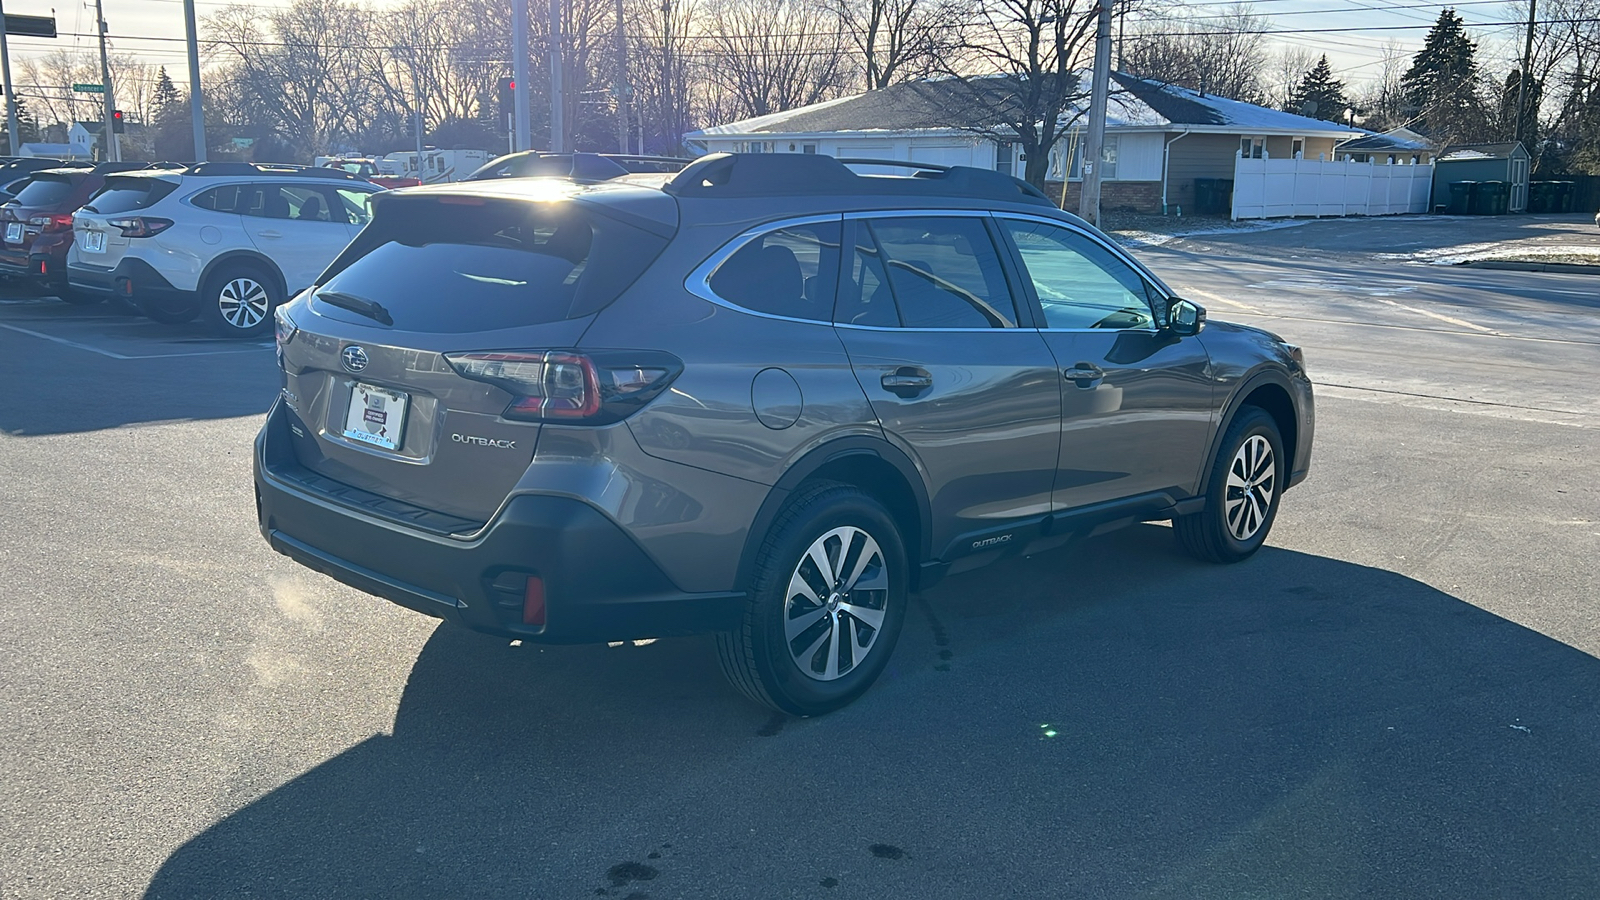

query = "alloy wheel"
[
  {"left": 784, "top": 526, "right": 890, "bottom": 681},
  {"left": 1225, "top": 434, "right": 1276, "bottom": 541},
  {"left": 218, "top": 277, "right": 270, "bottom": 330}
]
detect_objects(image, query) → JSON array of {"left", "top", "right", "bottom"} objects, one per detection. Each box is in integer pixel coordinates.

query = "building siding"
[{"left": 1164, "top": 133, "right": 1241, "bottom": 212}]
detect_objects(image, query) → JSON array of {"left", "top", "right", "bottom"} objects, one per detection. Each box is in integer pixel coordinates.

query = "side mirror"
[{"left": 1166, "top": 298, "right": 1206, "bottom": 336}]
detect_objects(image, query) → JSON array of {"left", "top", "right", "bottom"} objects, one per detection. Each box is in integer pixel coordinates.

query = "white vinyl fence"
[{"left": 1232, "top": 153, "right": 1434, "bottom": 220}]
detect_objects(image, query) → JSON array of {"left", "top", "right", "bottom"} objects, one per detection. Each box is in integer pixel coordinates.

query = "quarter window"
[
  {"left": 707, "top": 220, "right": 841, "bottom": 322},
  {"left": 857, "top": 217, "right": 1017, "bottom": 329},
  {"left": 1001, "top": 219, "right": 1158, "bottom": 330}
]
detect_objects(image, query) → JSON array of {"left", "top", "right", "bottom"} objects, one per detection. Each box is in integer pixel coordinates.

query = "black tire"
[
  {"left": 198, "top": 264, "right": 280, "bottom": 338},
  {"left": 1174, "top": 406, "right": 1285, "bottom": 564},
  {"left": 716, "top": 482, "right": 908, "bottom": 716}
]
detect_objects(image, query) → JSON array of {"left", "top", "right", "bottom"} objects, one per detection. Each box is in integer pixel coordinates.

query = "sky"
[{"left": 0, "top": 0, "right": 1532, "bottom": 92}]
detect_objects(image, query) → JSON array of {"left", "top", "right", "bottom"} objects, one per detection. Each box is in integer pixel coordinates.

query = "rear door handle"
[
  {"left": 256, "top": 230, "right": 282, "bottom": 239},
  {"left": 881, "top": 367, "right": 933, "bottom": 398},
  {"left": 1063, "top": 363, "right": 1105, "bottom": 388}
]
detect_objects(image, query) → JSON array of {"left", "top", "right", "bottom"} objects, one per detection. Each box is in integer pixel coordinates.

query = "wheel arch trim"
[{"left": 1202, "top": 366, "right": 1298, "bottom": 496}]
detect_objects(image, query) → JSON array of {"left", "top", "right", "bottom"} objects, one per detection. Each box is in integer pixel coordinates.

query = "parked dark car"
[
  {"left": 257, "top": 153, "right": 1314, "bottom": 716},
  {"left": 0, "top": 162, "right": 157, "bottom": 298}
]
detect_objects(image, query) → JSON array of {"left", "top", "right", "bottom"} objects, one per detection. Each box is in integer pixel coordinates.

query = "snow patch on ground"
[
  {"left": 1111, "top": 218, "right": 1312, "bottom": 248},
  {"left": 1376, "top": 241, "right": 1600, "bottom": 266}
]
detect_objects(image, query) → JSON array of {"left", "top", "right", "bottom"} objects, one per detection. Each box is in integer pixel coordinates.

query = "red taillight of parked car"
[
  {"left": 523, "top": 575, "right": 546, "bottom": 626},
  {"left": 444, "top": 349, "right": 682, "bottom": 425},
  {"left": 28, "top": 213, "right": 75, "bottom": 233},
  {"left": 108, "top": 216, "right": 174, "bottom": 238}
]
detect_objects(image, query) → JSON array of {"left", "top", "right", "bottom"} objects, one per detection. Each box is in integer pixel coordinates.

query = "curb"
[{"left": 1461, "top": 260, "right": 1600, "bottom": 274}]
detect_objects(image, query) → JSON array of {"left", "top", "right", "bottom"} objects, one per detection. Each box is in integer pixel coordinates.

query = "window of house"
[
  {"left": 1240, "top": 136, "right": 1265, "bottom": 159},
  {"left": 1065, "top": 135, "right": 1118, "bottom": 180},
  {"left": 1291, "top": 137, "right": 1305, "bottom": 159}
]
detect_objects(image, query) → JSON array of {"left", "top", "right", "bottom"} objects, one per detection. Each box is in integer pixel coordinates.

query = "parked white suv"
[{"left": 67, "top": 163, "right": 383, "bottom": 337}]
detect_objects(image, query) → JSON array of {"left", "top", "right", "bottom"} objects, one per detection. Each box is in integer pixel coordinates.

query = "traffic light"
[
  {"left": 497, "top": 77, "right": 515, "bottom": 118},
  {"left": 111, "top": 109, "right": 125, "bottom": 133}
]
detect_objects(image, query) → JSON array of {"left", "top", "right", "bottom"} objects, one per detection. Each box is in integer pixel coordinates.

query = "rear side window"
[
  {"left": 84, "top": 178, "right": 177, "bottom": 214},
  {"left": 191, "top": 184, "right": 243, "bottom": 212},
  {"left": 13, "top": 175, "right": 76, "bottom": 207},
  {"left": 313, "top": 197, "right": 669, "bottom": 333},
  {"left": 860, "top": 217, "right": 1018, "bottom": 328},
  {"left": 707, "top": 221, "right": 840, "bottom": 321}
]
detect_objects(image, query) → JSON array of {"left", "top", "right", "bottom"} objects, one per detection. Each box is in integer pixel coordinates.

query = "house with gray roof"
[{"left": 686, "top": 72, "right": 1367, "bottom": 215}]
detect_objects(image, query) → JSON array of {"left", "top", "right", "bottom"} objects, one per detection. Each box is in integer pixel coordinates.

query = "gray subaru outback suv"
[{"left": 255, "top": 153, "right": 1313, "bottom": 715}]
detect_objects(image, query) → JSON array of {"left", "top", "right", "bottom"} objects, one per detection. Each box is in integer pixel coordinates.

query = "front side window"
[
  {"left": 1002, "top": 219, "right": 1158, "bottom": 331},
  {"left": 856, "top": 216, "right": 1017, "bottom": 329},
  {"left": 333, "top": 187, "right": 377, "bottom": 226},
  {"left": 707, "top": 220, "right": 840, "bottom": 322}
]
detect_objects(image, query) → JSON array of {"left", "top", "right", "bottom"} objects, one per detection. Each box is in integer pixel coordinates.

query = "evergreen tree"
[
  {"left": 1, "top": 96, "right": 40, "bottom": 154},
  {"left": 1498, "top": 68, "right": 1540, "bottom": 148},
  {"left": 1286, "top": 55, "right": 1349, "bottom": 123},
  {"left": 1400, "top": 9, "right": 1488, "bottom": 144},
  {"left": 152, "top": 68, "right": 181, "bottom": 114}
]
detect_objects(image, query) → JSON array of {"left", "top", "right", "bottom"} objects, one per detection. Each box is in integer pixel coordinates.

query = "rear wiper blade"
[{"left": 315, "top": 289, "right": 393, "bottom": 326}]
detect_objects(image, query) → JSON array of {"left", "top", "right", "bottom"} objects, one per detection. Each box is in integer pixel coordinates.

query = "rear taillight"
[
  {"left": 108, "top": 216, "right": 174, "bottom": 238},
  {"left": 29, "top": 214, "right": 74, "bottom": 232},
  {"left": 274, "top": 306, "right": 298, "bottom": 352},
  {"left": 445, "top": 349, "right": 681, "bottom": 425}
]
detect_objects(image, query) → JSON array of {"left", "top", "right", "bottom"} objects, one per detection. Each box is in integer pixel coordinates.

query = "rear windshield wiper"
[{"left": 315, "top": 289, "right": 393, "bottom": 326}]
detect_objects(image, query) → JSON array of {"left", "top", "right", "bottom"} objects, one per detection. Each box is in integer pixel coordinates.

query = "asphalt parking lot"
[{"left": 1, "top": 215, "right": 1597, "bottom": 898}]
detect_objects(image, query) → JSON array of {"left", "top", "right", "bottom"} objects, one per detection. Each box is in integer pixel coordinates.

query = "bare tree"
[
  {"left": 1266, "top": 46, "right": 1316, "bottom": 112},
  {"left": 1121, "top": 3, "right": 1270, "bottom": 103},
  {"left": 835, "top": 0, "right": 960, "bottom": 90},
  {"left": 701, "top": 0, "right": 854, "bottom": 120},
  {"left": 627, "top": 0, "right": 697, "bottom": 153},
  {"left": 938, "top": 0, "right": 1099, "bottom": 188}
]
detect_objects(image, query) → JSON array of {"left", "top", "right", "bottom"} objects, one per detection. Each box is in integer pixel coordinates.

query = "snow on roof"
[
  {"left": 690, "top": 72, "right": 1362, "bottom": 139},
  {"left": 1438, "top": 142, "right": 1527, "bottom": 161}
]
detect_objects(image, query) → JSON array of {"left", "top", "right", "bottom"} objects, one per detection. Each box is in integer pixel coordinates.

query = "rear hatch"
[
  {"left": 69, "top": 174, "right": 180, "bottom": 271},
  {"left": 1, "top": 172, "right": 82, "bottom": 259},
  {"left": 276, "top": 183, "right": 677, "bottom": 524}
]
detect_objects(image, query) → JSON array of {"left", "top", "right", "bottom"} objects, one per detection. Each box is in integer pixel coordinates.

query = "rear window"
[
  {"left": 12, "top": 175, "right": 76, "bottom": 207},
  {"left": 84, "top": 178, "right": 177, "bottom": 214},
  {"left": 313, "top": 198, "right": 669, "bottom": 333}
]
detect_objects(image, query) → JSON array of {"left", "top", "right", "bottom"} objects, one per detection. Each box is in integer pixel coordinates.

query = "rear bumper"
[
  {"left": 68, "top": 257, "right": 191, "bottom": 306},
  {"left": 254, "top": 399, "right": 743, "bottom": 643}
]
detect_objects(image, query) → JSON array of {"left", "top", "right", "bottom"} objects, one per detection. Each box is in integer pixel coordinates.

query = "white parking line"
[
  {"left": 1375, "top": 299, "right": 1496, "bottom": 333},
  {"left": 0, "top": 322, "right": 268, "bottom": 359},
  {"left": 1185, "top": 288, "right": 1263, "bottom": 314}
]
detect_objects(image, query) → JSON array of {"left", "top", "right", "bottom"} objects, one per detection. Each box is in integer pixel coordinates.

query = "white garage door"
[{"left": 909, "top": 144, "right": 976, "bottom": 169}]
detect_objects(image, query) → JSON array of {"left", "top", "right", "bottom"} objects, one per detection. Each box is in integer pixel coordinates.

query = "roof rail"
[
  {"left": 182, "top": 161, "right": 364, "bottom": 180},
  {"left": 663, "top": 152, "right": 1053, "bottom": 206}
]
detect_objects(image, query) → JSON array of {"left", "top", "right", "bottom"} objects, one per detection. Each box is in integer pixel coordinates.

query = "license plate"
[
  {"left": 81, "top": 230, "right": 106, "bottom": 253},
  {"left": 343, "top": 382, "right": 408, "bottom": 451},
  {"left": 4, "top": 222, "right": 21, "bottom": 243}
]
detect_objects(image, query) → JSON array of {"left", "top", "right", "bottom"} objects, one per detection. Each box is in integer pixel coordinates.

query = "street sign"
[
  {"left": 4, "top": 15, "right": 57, "bottom": 39},
  {"left": 72, "top": 83, "right": 104, "bottom": 94}
]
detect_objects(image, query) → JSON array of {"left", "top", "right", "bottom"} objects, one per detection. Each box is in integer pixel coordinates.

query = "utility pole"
[
  {"left": 95, "top": 0, "right": 119, "bottom": 161},
  {"left": 407, "top": 49, "right": 425, "bottom": 160},
  {"left": 182, "top": 0, "right": 206, "bottom": 161},
  {"left": 1077, "top": 0, "right": 1112, "bottom": 225},
  {"left": 511, "top": 0, "right": 531, "bottom": 152},
  {"left": 613, "top": 0, "right": 629, "bottom": 153},
  {"left": 660, "top": 0, "right": 672, "bottom": 155},
  {"left": 0, "top": 0, "right": 19, "bottom": 154},
  {"left": 1514, "top": 0, "right": 1537, "bottom": 145},
  {"left": 549, "top": 0, "right": 565, "bottom": 152}
]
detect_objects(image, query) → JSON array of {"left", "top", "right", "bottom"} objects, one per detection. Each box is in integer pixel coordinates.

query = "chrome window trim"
[
  {"left": 994, "top": 211, "right": 1166, "bottom": 335},
  {"left": 683, "top": 213, "right": 844, "bottom": 325},
  {"left": 842, "top": 208, "right": 994, "bottom": 220}
]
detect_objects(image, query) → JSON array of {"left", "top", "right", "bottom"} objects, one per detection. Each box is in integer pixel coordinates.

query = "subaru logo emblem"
[{"left": 341, "top": 345, "right": 369, "bottom": 373}]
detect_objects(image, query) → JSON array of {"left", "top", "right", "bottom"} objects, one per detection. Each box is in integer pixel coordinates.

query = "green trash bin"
[
  {"left": 1554, "top": 181, "right": 1575, "bottom": 213},
  {"left": 1194, "top": 178, "right": 1231, "bottom": 216},
  {"left": 1447, "top": 181, "right": 1475, "bottom": 215},
  {"left": 1478, "top": 181, "right": 1508, "bottom": 215},
  {"left": 1527, "top": 181, "right": 1553, "bottom": 213}
]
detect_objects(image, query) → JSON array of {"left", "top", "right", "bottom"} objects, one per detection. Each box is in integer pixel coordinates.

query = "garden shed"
[{"left": 1431, "top": 142, "right": 1530, "bottom": 214}]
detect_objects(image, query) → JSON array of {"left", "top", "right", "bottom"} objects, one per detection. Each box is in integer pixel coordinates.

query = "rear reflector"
[{"left": 523, "top": 576, "right": 546, "bottom": 626}]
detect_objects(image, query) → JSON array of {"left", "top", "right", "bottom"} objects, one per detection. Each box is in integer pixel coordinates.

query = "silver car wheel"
[
  {"left": 218, "top": 277, "right": 270, "bottom": 329},
  {"left": 1224, "top": 434, "right": 1276, "bottom": 541},
  {"left": 784, "top": 525, "right": 890, "bottom": 682}
]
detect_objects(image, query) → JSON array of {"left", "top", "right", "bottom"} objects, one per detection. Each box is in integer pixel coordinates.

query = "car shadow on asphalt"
[{"left": 143, "top": 525, "right": 1600, "bottom": 899}]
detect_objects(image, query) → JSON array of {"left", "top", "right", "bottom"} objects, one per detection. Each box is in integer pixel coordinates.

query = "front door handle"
[
  {"left": 1063, "top": 362, "right": 1105, "bottom": 388},
  {"left": 256, "top": 230, "right": 282, "bottom": 239},
  {"left": 881, "top": 366, "right": 933, "bottom": 398}
]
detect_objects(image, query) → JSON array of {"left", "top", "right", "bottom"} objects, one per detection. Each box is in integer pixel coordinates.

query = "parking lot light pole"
[
  {"left": 512, "top": 0, "right": 532, "bottom": 152},
  {"left": 0, "top": 0, "right": 20, "bottom": 154}
]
